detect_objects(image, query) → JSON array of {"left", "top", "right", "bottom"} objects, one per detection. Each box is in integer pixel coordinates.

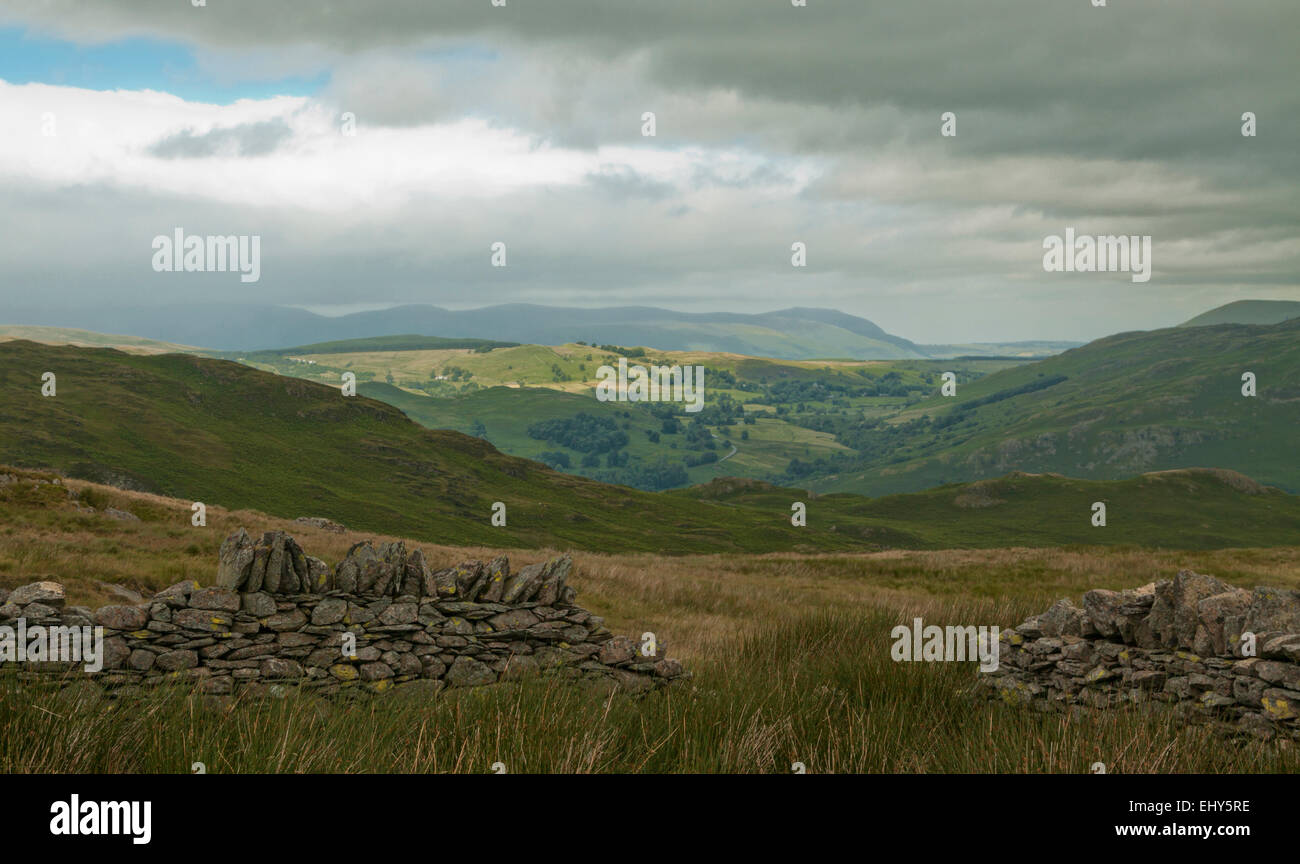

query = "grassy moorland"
[{"left": 1, "top": 470, "right": 1298, "bottom": 773}]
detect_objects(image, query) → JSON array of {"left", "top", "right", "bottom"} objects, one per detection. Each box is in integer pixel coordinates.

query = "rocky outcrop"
[
  {"left": 1, "top": 530, "right": 687, "bottom": 700},
  {"left": 980, "top": 570, "right": 1300, "bottom": 740}
]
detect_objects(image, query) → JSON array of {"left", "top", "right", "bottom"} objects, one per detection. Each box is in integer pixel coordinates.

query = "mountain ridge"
[
  {"left": 0, "top": 302, "right": 1076, "bottom": 360},
  {"left": 1180, "top": 299, "right": 1300, "bottom": 328}
]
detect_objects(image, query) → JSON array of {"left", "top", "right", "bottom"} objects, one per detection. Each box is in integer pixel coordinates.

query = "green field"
[{"left": 239, "top": 338, "right": 1024, "bottom": 490}]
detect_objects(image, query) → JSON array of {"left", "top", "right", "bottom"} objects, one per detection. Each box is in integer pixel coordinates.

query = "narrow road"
[{"left": 710, "top": 430, "right": 739, "bottom": 463}]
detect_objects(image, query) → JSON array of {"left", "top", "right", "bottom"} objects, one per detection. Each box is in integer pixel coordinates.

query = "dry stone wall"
[
  {"left": 979, "top": 570, "right": 1300, "bottom": 740},
  {"left": 0, "top": 529, "right": 687, "bottom": 699}
]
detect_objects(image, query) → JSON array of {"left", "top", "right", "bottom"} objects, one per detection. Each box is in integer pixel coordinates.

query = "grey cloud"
[
  {"left": 584, "top": 165, "right": 676, "bottom": 201},
  {"left": 0, "top": 0, "right": 1296, "bottom": 342},
  {"left": 149, "top": 118, "right": 293, "bottom": 158}
]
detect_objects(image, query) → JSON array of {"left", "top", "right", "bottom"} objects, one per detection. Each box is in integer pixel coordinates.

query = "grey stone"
[
  {"left": 173, "top": 609, "right": 233, "bottom": 632},
  {"left": 1149, "top": 570, "right": 1232, "bottom": 650},
  {"left": 487, "top": 608, "right": 540, "bottom": 632},
  {"left": 216, "top": 528, "right": 255, "bottom": 589},
  {"left": 260, "top": 658, "right": 305, "bottom": 679},
  {"left": 480, "top": 555, "right": 510, "bottom": 603},
  {"left": 1196, "top": 589, "right": 1253, "bottom": 656},
  {"left": 190, "top": 586, "right": 240, "bottom": 612},
  {"left": 265, "top": 609, "right": 307, "bottom": 632},
  {"left": 94, "top": 605, "right": 148, "bottom": 631},
  {"left": 1244, "top": 587, "right": 1300, "bottom": 636},
  {"left": 311, "top": 597, "right": 347, "bottom": 626},
  {"left": 241, "top": 592, "right": 276, "bottom": 617},
  {"left": 153, "top": 580, "right": 198, "bottom": 608},
  {"left": 359, "top": 662, "right": 394, "bottom": 681},
  {"left": 8, "top": 581, "right": 65, "bottom": 607},
  {"left": 445, "top": 656, "right": 497, "bottom": 687},
  {"left": 598, "top": 636, "right": 637, "bottom": 666},
  {"left": 378, "top": 602, "right": 418, "bottom": 626},
  {"left": 155, "top": 650, "right": 199, "bottom": 671}
]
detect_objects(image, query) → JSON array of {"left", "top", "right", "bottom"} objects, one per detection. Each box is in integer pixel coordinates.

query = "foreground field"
[{"left": 2, "top": 475, "right": 1298, "bottom": 773}]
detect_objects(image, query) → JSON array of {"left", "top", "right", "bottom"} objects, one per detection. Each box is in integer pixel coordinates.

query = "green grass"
[
  {"left": 2, "top": 473, "right": 1297, "bottom": 775},
  {"left": 4, "top": 605, "right": 1295, "bottom": 773},
  {"left": 679, "top": 469, "right": 1300, "bottom": 549}
]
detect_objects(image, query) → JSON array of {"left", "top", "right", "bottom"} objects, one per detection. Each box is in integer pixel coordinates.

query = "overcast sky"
[{"left": 0, "top": 0, "right": 1295, "bottom": 343}]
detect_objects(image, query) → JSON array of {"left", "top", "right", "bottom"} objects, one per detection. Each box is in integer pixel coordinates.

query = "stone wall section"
[
  {"left": 0, "top": 530, "right": 687, "bottom": 699},
  {"left": 979, "top": 570, "right": 1300, "bottom": 739}
]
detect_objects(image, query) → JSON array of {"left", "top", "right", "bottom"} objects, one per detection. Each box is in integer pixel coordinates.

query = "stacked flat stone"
[
  {"left": 0, "top": 530, "right": 688, "bottom": 700},
  {"left": 979, "top": 570, "right": 1300, "bottom": 740}
]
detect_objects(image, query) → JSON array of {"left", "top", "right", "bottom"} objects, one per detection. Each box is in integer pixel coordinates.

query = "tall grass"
[
  {"left": 3, "top": 605, "right": 1294, "bottom": 774},
  {"left": 3, "top": 472, "right": 1297, "bottom": 773}
]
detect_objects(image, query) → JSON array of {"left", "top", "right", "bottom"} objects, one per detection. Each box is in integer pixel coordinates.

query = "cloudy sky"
[{"left": 0, "top": 0, "right": 1295, "bottom": 343}]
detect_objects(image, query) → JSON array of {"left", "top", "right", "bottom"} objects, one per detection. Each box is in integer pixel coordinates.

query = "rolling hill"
[
  {"left": 1, "top": 302, "right": 1068, "bottom": 360},
  {"left": 0, "top": 325, "right": 199, "bottom": 354},
  {"left": 808, "top": 319, "right": 1300, "bottom": 496},
  {"left": 1180, "top": 299, "right": 1300, "bottom": 328},
  {"left": 2, "top": 340, "right": 1298, "bottom": 550},
  {"left": 0, "top": 339, "right": 856, "bottom": 555},
  {"left": 678, "top": 470, "right": 1300, "bottom": 549}
]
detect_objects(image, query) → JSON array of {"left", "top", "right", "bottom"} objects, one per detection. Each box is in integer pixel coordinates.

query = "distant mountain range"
[
  {"left": 0, "top": 302, "right": 1078, "bottom": 360},
  {"left": 4, "top": 297, "right": 1291, "bottom": 361}
]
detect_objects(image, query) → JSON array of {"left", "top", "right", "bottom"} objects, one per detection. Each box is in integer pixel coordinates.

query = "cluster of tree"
[
  {"left": 527, "top": 412, "right": 629, "bottom": 454},
  {"left": 433, "top": 365, "right": 473, "bottom": 382},
  {"left": 931, "top": 374, "right": 1068, "bottom": 430},
  {"left": 590, "top": 343, "right": 646, "bottom": 358},
  {"left": 537, "top": 451, "right": 571, "bottom": 469},
  {"left": 683, "top": 419, "right": 716, "bottom": 450},
  {"left": 593, "top": 457, "right": 690, "bottom": 491},
  {"left": 749, "top": 372, "right": 916, "bottom": 405},
  {"left": 705, "top": 368, "right": 763, "bottom": 393},
  {"left": 643, "top": 393, "right": 743, "bottom": 428}
]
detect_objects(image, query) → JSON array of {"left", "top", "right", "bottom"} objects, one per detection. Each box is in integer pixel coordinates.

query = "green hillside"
[
  {"left": 806, "top": 320, "right": 1300, "bottom": 495},
  {"left": 361, "top": 382, "right": 852, "bottom": 489},
  {"left": 238, "top": 339, "right": 1023, "bottom": 490},
  {"left": 1180, "top": 300, "right": 1300, "bottom": 328},
  {"left": 0, "top": 325, "right": 200, "bottom": 354},
  {"left": 0, "top": 340, "right": 859, "bottom": 555},
  {"left": 3, "top": 340, "right": 1297, "bottom": 551},
  {"left": 677, "top": 470, "right": 1300, "bottom": 549}
]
